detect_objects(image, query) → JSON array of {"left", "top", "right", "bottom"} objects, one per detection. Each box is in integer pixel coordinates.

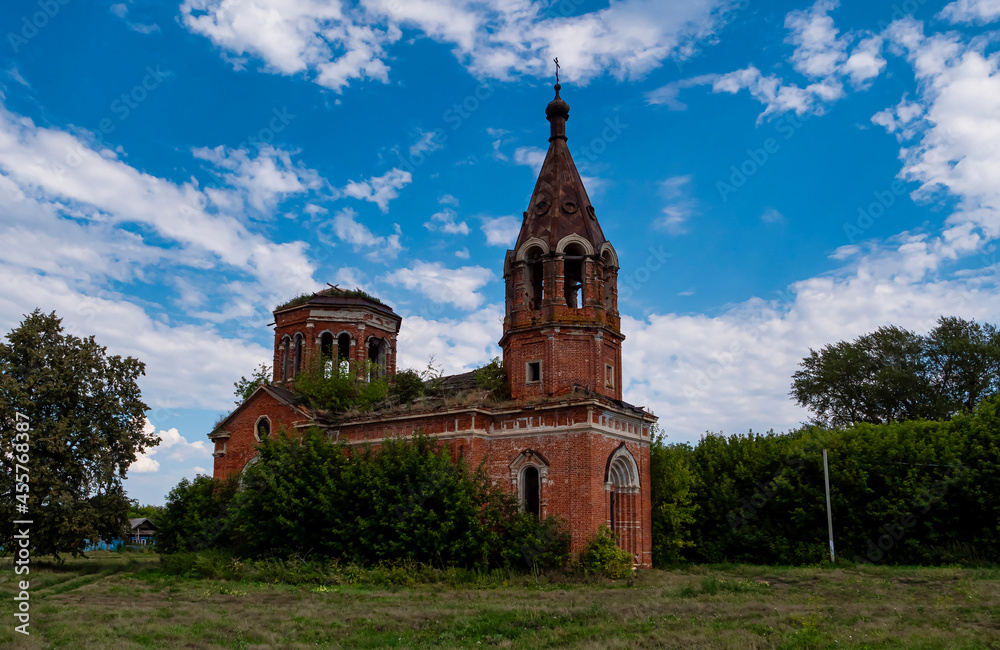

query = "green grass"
[{"left": 2, "top": 553, "right": 1000, "bottom": 648}]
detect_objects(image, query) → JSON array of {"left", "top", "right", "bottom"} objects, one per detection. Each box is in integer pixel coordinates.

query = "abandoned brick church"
[{"left": 209, "top": 84, "right": 658, "bottom": 566}]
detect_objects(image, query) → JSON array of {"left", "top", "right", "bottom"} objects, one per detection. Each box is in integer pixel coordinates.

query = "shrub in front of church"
[
  {"left": 577, "top": 525, "right": 634, "bottom": 579},
  {"left": 156, "top": 473, "right": 239, "bottom": 555},
  {"left": 163, "top": 429, "right": 570, "bottom": 570}
]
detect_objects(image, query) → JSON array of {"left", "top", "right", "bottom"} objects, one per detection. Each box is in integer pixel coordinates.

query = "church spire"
[{"left": 514, "top": 82, "right": 606, "bottom": 255}]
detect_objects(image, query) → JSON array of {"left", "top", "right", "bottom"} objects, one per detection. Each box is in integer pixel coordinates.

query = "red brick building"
[{"left": 210, "top": 84, "right": 657, "bottom": 566}]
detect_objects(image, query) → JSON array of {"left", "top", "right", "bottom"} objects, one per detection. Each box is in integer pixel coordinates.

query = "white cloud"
[
  {"left": 341, "top": 167, "right": 412, "bottom": 212},
  {"left": 513, "top": 146, "right": 546, "bottom": 174},
  {"left": 409, "top": 129, "right": 445, "bottom": 158},
  {"left": 180, "top": 0, "right": 400, "bottom": 91},
  {"left": 129, "top": 418, "right": 211, "bottom": 474},
  {"left": 193, "top": 144, "right": 323, "bottom": 214},
  {"left": 331, "top": 208, "right": 403, "bottom": 260},
  {"left": 938, "top": 0, "right": 1000, "bottom": 24},
  {"left": 396, "top": 305, "right": 503, "bottom": 374},
  {"left": 424, "top": 208, "right": 469, "bottom": 235},
  {"left": 761, "top": 207, "right": 785, "bottom": 224},
  {"left": 623, "top": 237, "right": 1000, "bottom": 441},
  {"left": 382, "top": 260, "right": 493, "bottom": 310},
  {"left": 626, "top": 18, "right": 1000, "bottom": 440},
  {"left": 700, "top": 0, "right": 884, "bottom": 121},
  {"left": 657, "top": 175, "right": 698, "bottom": 234},
  {"left": 481, "top": 215, "right": 520, "bottom": 247},
  {"left": 181, "top": 0, "right": 733, "bottom": 91},
  {"left": 455, "top": 247, "right": 470, "bottom": 259}
]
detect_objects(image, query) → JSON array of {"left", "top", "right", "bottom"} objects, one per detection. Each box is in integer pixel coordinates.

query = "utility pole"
[{"left": 823, "top": 449, "right": 835, "bottom": 563}]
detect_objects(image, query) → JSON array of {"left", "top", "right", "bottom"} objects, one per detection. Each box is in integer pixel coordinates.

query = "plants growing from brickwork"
[
  {"left": 290, "top": 358, "right": 388, "bottom": 413},
  {"left": 388, "top": 368, "right": 424, "bottom": 405},
  {"left": 474, "top": 356, "right": 511, "bottom": 402},
  {"left": 158, "top": 431, "right": 570, "bottom": 571}
]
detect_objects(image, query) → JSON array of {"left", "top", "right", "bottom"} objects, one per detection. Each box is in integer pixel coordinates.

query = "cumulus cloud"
[
  {"left": 181, "top": 0, "right": 735, "bottom": 91},
  {"left": 193, "top": 144, "right": 323, "bottom": 214},
  {"left": 128, "top": 418, "right": 212, "bottom": 474},
  {"left": 938, "top": 0, "right": 1000, "bottom": 24},
  {"left": 662, "top": 0, "right": 885, "bottom": 122},
  {"left": 341, "top": 168, "right": 412, "bottom": 212},
  {"left": 382, "top": 260, "right": 493, "bottom": 310},
  {"left": 424, "top": 208, "right": 470, "bottom": 235},
  {"left": 481, "top": 215, "right": 520, "bottom": 247},
  {"left": 331, "top": 208, "right": 403, "bottom": 260},
  {"left": 395, "top": 304, "right": 503, "bottom": 374}
]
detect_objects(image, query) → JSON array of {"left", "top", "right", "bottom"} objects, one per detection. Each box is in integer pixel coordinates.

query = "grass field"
[{"left": 2, "top": 552, "right": 999, "bottom": 648}]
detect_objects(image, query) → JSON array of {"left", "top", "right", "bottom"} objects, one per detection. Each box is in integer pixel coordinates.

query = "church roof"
[{"left": 514, "top": 84, "right": 607, "bottom": 255}]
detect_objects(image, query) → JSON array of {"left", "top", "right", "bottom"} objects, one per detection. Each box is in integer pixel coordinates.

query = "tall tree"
[
  {"left": 0, "top": 310, "right": 155, "bottom": 559},
  {"left": 791, "top": 317, "right": 1000, "bottom": 427}
]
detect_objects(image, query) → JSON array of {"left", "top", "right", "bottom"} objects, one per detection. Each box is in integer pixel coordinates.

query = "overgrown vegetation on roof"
[{"left": 274, "top": 287, "right": 386, "bottom": 312}]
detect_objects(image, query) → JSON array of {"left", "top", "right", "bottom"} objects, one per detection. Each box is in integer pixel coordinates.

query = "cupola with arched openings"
[{"left": 271, "top": 287, "right": 401, "bottom": 386}]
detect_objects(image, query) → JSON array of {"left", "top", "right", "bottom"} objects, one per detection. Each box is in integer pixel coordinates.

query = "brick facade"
[{"left": 210, "top": 85, "right": 658, "bottom": 567}]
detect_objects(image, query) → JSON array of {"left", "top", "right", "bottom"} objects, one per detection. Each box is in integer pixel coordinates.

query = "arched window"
[
  {"left": 337, "top": 333, "right": 351, "bottom": 361},
  {"left": 525, "top": 246, "right": 544, "bottom": 309},
  {"left": 563, "top": 242, "right": 586, "bottom": 309},
  {"left": 605, "top": 444, "right": 641, "bottom": 558},
  {"left": 320, "top": 332, "right": 335, "bottom": 377},
  {"left": 255, "top": 416, "right": 271, "bottom": 442},
  {"left": 601, "top": 245, "right": 618, "bottom": 312},
  {"left": 280, "top": 336, "right": 291, "bottom": 382},
  {"left": 293, "top": 333, "right": 303, "bottom": 377},
  {"left": 509, "top": 450, "right": 549, "bottom": 518},
  {"left": 367, "top": 337, "right": 387, "bottom": 379},
  {"left": 522, "top": 466, "right": 540, "bottom": 518}
]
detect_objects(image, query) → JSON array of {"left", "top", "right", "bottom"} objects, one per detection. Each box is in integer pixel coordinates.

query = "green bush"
[
  {"left": 162, "top": 430, "right": 570, "bottom": 572},
  {"left": 389, "top": 368, "right": 424, "bottom": 405},
  {"left": 474, "top": 357, "right": 510, "bottom": 401},
  {"left": 577, "top": 525, "right": 634, "bottom": 579},
  {"left": 650, "top": 394, "right": 1000, "bottom": 565},
  {"left": 156, "top": 474, "right": 238, "bottom": 555}
]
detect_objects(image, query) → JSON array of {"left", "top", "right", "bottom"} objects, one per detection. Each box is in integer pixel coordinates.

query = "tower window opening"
[
  {"left": 526, "top": 360, "right": 541, "bottom": 383},
  {"left": 293, "top": 333, "right": 303, "bottom": 377},
  {"left": 368, "top": 338, "right": 387, "bottom": 379},
  {"left": 337, "top": 333, "right": 351, "bottom": 361},
  {"left": 525, "top": 247, "right": 544, "bottom": 309},
  {"left": 320, "top": 332, "right": 334, "bottom": 377},
  {"left": 601, "top": 249, "right": 616, "bottom": 312},
  {"left": 563, "top": 243, "right": 586, "bottom": 309},
  {"left": 522, "top": 466, "right": 540, "bottom": 518},
  {"left": 281, "top": 336, "right": 291, "bottom": 382}
]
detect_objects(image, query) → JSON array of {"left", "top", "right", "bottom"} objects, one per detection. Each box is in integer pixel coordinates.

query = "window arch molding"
[
  {"left": 509, "top": 449, "right": 550, "bottom": 516},
  {"left": 280, "top": 335, "right": 292, "bottom": 381},
  {"left": 238, "top": 455, "right": 259, "bottom": 491},
  {"left": 253, "top": 415, "right": 272, "bottom": 443},
  {"left": 514, "top": 237, "right": 550, "bottom": 261},
  {"left": 604, "top": 443, "right": 640, "bottom": 493},
  {"left": 555, "top": 234, "right": 595, "bottom": 256},
  {"left": 599, "top": 242, "right": 619, "bottom": 268}
]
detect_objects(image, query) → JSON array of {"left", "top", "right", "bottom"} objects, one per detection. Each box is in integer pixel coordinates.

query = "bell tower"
[{"left": 500, "top": 84, "right": 623, "bottom": 401}]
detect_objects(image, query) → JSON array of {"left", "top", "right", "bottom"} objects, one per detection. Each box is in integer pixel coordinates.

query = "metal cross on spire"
[{"left": 554, "top": 57, "right": 560, "bottom": 84}]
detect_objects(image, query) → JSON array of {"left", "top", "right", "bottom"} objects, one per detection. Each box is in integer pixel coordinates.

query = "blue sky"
[{"left": 3, "top": 0, "right": 1000, "bottom": 505}]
